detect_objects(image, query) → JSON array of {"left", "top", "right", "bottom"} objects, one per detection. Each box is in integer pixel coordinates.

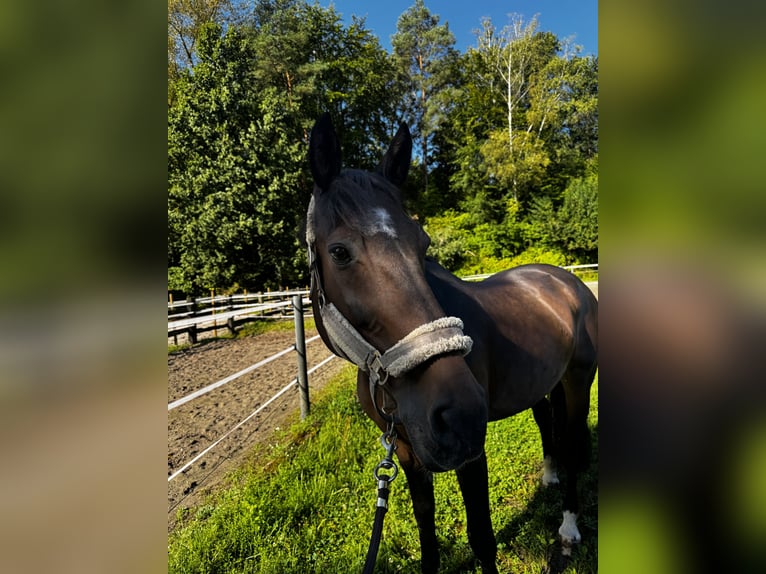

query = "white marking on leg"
[
  {"left": 558, "top": 510, "right": 581, "bottom": 549},
  {"left": 542, "top": 455, "right": 559, "bottom": 486},
  {"left": 369, "top": 207, "right": 397, "bottom": 238}
]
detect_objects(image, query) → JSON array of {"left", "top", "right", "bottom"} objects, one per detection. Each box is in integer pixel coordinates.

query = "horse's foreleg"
[
  {"left": 455, "top": 451, "right": 498, "bottom": 574},
  {"left": 397, "top": 445, "right": 440, "bottom": 574}
]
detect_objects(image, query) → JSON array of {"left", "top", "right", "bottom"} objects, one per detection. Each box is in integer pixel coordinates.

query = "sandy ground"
[{"left": 167, "top": 328, "right": 344, "bottom": 531}]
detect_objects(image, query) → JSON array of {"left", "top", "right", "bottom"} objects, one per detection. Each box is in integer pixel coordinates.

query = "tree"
[
  {"left": 392, "top": 0, "right": 457, "bottom": 195},
  {"left": 168, "top": 24, "right": 305, "bottom": 295},
  {"left": 426, "top": 15, "right": 597, "bottom": 265},
  {"left": 168, "top": 0, "right": 246, "bottom": 104},
  {"left": 473, "top": 15, "right": 564, "bottom": 202},
  {"left": 168, "top": 4, "right": 404, "bottom": 295},
  {"left": 250, "top": 1, "right": 400, "bottom": 166},
  {"left": 556, "top": 170, "right": 598, "bottom": 262},
  {"left": 167, "top": 5, "right": 598, "bottom": 293}
]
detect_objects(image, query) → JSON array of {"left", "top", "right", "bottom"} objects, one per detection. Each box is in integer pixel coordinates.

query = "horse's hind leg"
[
  {"left": 532, "top": 397, "right": 559, "bottom": 486},
  {"left": 552, "top": 363, "right": 596, "bottom": 551},
  {"left": 455, "top": 451, "right": 498, "bottom": 574}
]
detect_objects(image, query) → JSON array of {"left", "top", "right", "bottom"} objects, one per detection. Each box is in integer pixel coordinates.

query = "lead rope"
[{"left": 361, "top": 424, "right": 398, "bottom": 574}]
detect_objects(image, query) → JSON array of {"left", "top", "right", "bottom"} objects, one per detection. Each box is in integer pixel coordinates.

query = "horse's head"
[{"left": 306, "top": 113, "right": 488, "bottom": 472}]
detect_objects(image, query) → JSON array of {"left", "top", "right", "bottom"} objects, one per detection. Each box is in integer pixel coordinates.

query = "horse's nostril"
[
  {"left": 428, "top": 398, "right": 488, "bottom": 460},
  {"left": 430, "top": 405, "right": 452, "bottom": 434},
  {"left": 430, "top": 403, "right": 472, "bottom": 437}
]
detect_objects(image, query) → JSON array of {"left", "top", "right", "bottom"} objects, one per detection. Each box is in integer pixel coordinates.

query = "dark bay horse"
[{"left": 306, "top": 113, "right": 598, "bottom": 573}]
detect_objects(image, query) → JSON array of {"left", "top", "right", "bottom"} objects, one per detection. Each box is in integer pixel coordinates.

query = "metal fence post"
[{"left": 293, "top": 295, "right": 310, "bottom": 419}]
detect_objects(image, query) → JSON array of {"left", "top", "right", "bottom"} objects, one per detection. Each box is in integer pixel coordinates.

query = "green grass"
[
  {"left": 573, "top": 270, "right": 599, "bottom": 283},
  {"left": 238, "top": 317, "right": 317, "bottom": 339},
  {"left": 168, "top": 342, "right": 193, "bottom": 354},
  {"left": 168, "top": 367, "right": 598, "bottom": 573}
]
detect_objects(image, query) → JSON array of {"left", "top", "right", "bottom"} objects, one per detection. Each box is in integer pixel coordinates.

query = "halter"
[{"left": 306, "top": 207, "right": 473, "bottom": 422}]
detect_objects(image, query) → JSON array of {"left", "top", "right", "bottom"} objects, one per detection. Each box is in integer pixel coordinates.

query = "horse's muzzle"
[{"left": 399, "top": 355, "right": 488, "bottom": 472}]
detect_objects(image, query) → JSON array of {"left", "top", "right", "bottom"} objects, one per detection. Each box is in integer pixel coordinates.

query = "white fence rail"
[
  {"left": 168, "top": 355, "right": 334, "bottom": 483},
  {"left": 461, "top": 263, "right": 598, "bottom": 282},
  {"left": 169, "top": 344, "right": 301, "bottom": 411},
  {"left": 169, "top": 289, "right": 308, "bottom": 312},
  {"left": 169, "top": 297, "right": 334, "bottom": 484}
]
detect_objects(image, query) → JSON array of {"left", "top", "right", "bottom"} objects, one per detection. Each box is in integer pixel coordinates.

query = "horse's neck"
[
  {"left": 425, "top": 259, "right": 471, "bottom": 307},
  {"left": 425, "top": 258, "right": 457, "bottom": 281}
]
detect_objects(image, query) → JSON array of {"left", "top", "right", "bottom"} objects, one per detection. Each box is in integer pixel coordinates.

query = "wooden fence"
[
  {"left": 167, "top": 263, "right": 597, "bottom": 344},
  {"left": 168, "top": 289, "right": 310, "bottom": 344}
]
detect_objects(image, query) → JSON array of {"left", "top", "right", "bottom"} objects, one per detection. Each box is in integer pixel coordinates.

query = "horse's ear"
[
  {"left": 309, "top": 113, "right": 342, "bottom": 193},
  {"left": 377, "top": 122, "right": 412, "bottom": 187}
]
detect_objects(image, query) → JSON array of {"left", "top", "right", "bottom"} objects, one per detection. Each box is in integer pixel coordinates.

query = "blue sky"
[{"left": 322, "top": 1, "right": 598, "bottom": 56}]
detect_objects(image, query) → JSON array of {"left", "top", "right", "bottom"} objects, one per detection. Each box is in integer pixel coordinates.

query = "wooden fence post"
[
  {"left": 211, "top": 289, "right": 218, "bottom": 338},
  {"left": 292, "top": 295, "right": 310, "bottom": 419}
]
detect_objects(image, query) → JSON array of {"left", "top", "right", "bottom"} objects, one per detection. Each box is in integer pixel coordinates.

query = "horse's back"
[
  {"left": 483, "top": 263, "right": 598, "bottom": 360},
  {"left": 427, "top": 261, "right": 597, "bottom": 415}
]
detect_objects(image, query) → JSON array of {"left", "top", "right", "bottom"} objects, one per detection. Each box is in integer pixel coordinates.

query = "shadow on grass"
[
  {"left": 494, "top": 424, "right": 598, "bottom": 573},
  {"left": 375, "top": 425, "right": 598, "bottom": 573}
]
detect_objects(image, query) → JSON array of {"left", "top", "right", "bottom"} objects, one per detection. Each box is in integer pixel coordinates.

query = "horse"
[{"left": 306, "top": 113, "right": 598, "bottom": 573}]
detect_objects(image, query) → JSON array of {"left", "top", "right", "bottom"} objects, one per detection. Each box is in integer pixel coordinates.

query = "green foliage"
[
  {"left": 167, "top": 8, "right": 597, "bottom": 296},
  {"left": 522, "top": 167, "right": 598, "bottom": 263},
  {"left": 481, "top": 128, "right": 552, "bottom": 201},
  {"left": 168, "top": 4, "right": 401, "bottom": 297},
  {"left": 557, "top": 172, "right": 599, "bottom": 262},
  {"left": 422, "top": 204, "right": 568, "bottom": 276},
  {"left": 168, "top": 24, "right": 304, "bottom": 294},
  {"left": 424, "top": 210, "right": 510, "bottom": 273},
  {"left": 168, "top": 365, "right": 598, "bottom": 573},
  {"left": 523, "top": 195, "right": 559, "bottom": 249},
  {"left": 508, "top": 246, "right": 567, "bottom": 268},
  {"left": 438, "top": 15, "right": 598, "bottom": 261}
]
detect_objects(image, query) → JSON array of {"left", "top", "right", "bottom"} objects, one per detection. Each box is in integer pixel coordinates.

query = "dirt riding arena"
[{"left": 168, "top": 327, "right": 344, "bottom": 530}]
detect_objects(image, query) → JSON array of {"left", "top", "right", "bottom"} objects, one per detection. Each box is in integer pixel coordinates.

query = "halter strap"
[
  {"left": 321, "top": 302, "right": 472, "bottom": 383},
  {"left": 308, "top": 242, "right": 472, "bottom": 384}
]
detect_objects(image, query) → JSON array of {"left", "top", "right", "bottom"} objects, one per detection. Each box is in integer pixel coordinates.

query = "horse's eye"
[{"left": 329, "top": 244, "right": 351, "bottom": 265}]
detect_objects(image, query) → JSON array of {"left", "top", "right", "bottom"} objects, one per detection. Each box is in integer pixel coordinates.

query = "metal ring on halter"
[
  {"left": 366, "top": 351, "right": 389, "bottom": 385},
  {"left": 370, "top": 380, "right": 400, "bottom": 425},
  {"left": 374, "top": 458, "right": 398, "bottom": 482},
  {"left": 373, "top": 428, "right": 398, "bottom": 482},
  {"left": 316, "top": 287, "right": 326, "bottom": 309}
]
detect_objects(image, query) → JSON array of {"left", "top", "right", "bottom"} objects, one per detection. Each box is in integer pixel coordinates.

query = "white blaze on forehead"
[
  {"left": 369, "top": 207, "right": 397, "bottom": 238},
  {"left": 306, "top": 195, "right": 399, "bottom": 242}
]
